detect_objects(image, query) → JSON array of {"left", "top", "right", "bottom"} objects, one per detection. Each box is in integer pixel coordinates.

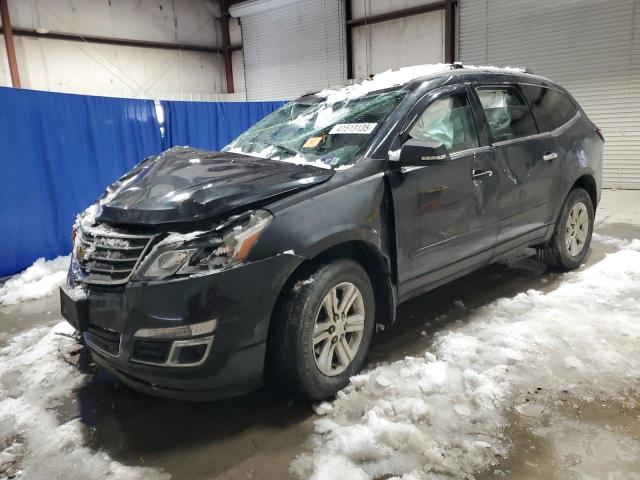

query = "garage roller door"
[
  {"left": 232, "top": 0, "right": 347, "bottom": 101},
  {"left": 459, "top": 0, "right": 640, "bottom": 189}
]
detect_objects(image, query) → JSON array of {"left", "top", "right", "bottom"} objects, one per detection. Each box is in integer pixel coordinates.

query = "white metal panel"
[
  {"left": 350, "top": 0, "right": 443, "bottom": 18},
  {"left": 352, "top": 10, "right": 444, "bottom": 79},
  {"left": 13, "top": 36, "right": 226, "bottom": 99},
  {"left": 459, "top": 0, "right": 640, "bottom": 189},
  {"left": 240, "top": 0, "right": 346, "bottom": 100},
  {"left": 6, "top": 0, "right": 220, "bottom": 47},
  {"left": 232, "top": 50, "right": 246, "bottom": 93},
  {"left": 0, "top": 41, "right": 9, "bottom": 87},
  {"left": 0, "top": 0, "right": 235, "bottom": 97}
]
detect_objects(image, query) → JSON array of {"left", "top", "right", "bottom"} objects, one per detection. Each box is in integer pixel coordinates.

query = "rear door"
[
  {"left": 388, "top": 85, "right": 499, "bottom": 300},
  {"left": 473, "top": 84, "right": 561, "bottom": 251}
]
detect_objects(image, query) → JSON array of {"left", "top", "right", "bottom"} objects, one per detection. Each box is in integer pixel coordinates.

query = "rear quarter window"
[
  {"left": 476, "top": 86, "right": 538, "bottom": 142},
  {"left": 521, "top": 85, "right": 578, "bottom": 132}
]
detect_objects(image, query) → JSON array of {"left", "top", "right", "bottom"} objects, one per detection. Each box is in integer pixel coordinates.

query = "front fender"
[{"left": 250, "top": 170, "right": 391, "bottom": 263}]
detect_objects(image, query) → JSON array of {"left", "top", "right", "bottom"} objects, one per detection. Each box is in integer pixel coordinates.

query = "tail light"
[{"left": 595, "top": 127, "right": 605, "bottom": 143}]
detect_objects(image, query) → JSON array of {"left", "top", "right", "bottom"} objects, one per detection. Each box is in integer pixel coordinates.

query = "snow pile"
[
  {"left": 292, "top": 245, "right": 640, "bottom": 480},
  {"left": 592, "top": 232, "right": 640, "bottom": 250},
  {"left": 318, "top": 64, "right": 525, "bottom": 105},
  {"left": 0, "top": 321, "right": 169, "bottom": 480},
  {"left": 0, "top": 256, "right": 70, "bottom": 306}
]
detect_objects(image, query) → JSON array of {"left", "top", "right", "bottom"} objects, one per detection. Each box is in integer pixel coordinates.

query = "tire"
[
  {"left": 543, "top": 188, "right": 594, "bottom": 270},
  {"left": 268, "top": 259, "right": 375, "bottom": 400}
]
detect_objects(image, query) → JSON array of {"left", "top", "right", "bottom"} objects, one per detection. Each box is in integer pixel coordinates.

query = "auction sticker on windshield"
[{"left": 329, "top": 123, "right": 377, "bottom": 135}]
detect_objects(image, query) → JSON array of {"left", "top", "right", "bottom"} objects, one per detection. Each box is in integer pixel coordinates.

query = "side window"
[
  {"left": 476, "top": 86, "right": 538, "bottom": 142},
  {"left": 521, "top": 84, "right": 578, "bottom": 132},
  {"left": 408, "top": 93, "right": 479, "bottom": 154}
]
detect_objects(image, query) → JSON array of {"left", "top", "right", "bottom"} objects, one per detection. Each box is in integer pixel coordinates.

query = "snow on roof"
[{"left": 317, "top": 63, "right": 525, "bottom": 105}]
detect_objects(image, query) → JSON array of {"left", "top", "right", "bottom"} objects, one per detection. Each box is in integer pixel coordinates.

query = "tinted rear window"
[
  {"left": 521, "top": 85, "right": 578, "bottom": 132},
  {"left": 476, "top": 86, "right": 538, "bottom": 142}
]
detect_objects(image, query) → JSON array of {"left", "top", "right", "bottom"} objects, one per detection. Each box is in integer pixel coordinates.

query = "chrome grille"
[{"left": 75, "top": 225, "right": 154, "bottom": 285}]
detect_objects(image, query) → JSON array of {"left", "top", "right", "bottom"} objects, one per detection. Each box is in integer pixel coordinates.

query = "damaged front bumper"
[{"left": 60, "top": 253, "right": 302, "bottom": 400}]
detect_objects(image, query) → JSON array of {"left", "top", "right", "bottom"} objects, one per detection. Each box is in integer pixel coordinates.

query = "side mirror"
[{"left": 396, "top": 139, "right": 450, "bottom": 166}]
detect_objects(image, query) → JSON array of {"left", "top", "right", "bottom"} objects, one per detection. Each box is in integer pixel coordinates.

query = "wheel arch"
[
  {"left": 267, "top": 240, "right": 396, "bottom": 345},
  {"left": 571, "top": 174, "right": 598, "bottom": 211}
]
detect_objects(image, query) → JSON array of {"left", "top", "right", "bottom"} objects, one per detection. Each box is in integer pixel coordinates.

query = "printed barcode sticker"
[{"left": 329, "top": 123, "right": 377, "bottom": 135}]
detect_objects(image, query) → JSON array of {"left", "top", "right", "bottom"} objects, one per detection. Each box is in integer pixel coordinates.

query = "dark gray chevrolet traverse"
[{"left": 60, "top": 65, "right": 603, "bottom": 400}]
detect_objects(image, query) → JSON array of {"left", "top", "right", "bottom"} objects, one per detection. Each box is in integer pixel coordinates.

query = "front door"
[
  {"left": 473, "top": 85, "right": 561, "bottom": 251},
  {"left": 388, "top": 85, "right": 499, "bottom": 301}
]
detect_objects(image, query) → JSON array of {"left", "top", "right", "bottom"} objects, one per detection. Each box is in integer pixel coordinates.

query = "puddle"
[{"left": 478, "top": 392, "right": 640, "bottom": 479}]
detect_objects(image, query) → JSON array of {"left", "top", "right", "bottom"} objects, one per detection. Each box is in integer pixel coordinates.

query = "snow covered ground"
[
  {"left": 0, "top": 191, "right": 638, "bottom": 480},
  {"left": 292, "top": 242, "right": 640, "bottom": 480},
  {"left": 0, "top": 321, "right": 169, "bottom": 480},
  {"left": 0, "top": 256, "right": 70, "bottom": 306}
]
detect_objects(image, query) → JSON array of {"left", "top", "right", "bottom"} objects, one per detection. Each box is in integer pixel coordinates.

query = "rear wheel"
[
  {"left": 268, "top": 259, "right": 375, "bottom": 400},
  {"left": 542, "top": 188, "right": 594, "bottom": 270}
]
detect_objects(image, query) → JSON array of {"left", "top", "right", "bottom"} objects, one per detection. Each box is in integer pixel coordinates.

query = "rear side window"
[
  {"left": 476, "top": 86, "right": 538, "bottom": 142},
  {"left": 521, "top": 85, "right": 578, "bottom": 132},
  {"left": 408, "top": 93, "right": 479, "bottom": 154}
]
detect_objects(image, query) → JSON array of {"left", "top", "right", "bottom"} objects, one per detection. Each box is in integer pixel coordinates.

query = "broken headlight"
[{"left": 138, "top": 210, "right": 273, "bottom": 280}]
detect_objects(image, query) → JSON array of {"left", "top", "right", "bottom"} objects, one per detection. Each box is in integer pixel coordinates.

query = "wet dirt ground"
[{"left": 1, "top": 191, "right": 639, "bottom": 480}]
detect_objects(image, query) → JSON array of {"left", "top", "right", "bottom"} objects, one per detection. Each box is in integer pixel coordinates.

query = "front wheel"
[
  {"left": 543, "top": 187, "right": 594, "bottom": 270},
  {"left": 268, "top": 259, "right": 375, "bottom": 400}
]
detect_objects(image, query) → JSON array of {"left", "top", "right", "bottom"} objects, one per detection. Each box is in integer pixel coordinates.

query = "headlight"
[{"left": 138, "top": 210, "right": 273, "bottom": 280}]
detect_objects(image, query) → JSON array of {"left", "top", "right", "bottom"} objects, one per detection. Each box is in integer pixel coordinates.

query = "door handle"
[
  {"left": 472, "top": 169, "right": 493, "bottom": 180},
  {"left": 542, "top": 152, "right": 558, "bottom": 162}
]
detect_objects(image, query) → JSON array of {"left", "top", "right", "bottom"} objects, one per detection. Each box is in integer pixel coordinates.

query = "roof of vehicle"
[{"left": 311, "top": 63, "right": 560, "bottom": 104}]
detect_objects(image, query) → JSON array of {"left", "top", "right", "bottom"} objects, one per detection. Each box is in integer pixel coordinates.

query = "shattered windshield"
[{"left": 224, "top": 89, "right": 407, "bottom": 168}]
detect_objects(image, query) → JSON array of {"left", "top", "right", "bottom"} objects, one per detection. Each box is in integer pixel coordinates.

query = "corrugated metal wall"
[
  {"left": 240, "top": 0, "right": 347, "bottom": 100},
  {"left": 459, "top": 0, "right": 640, "bottom": 189}
]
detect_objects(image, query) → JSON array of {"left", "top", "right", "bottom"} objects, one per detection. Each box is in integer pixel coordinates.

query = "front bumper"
[{"left": 60, "top": 254, "right": 301, "bottom": 400}]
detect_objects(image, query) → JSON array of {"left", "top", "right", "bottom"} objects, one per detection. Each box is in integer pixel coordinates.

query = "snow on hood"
[
  {"left": 318, "top": 63, "right": 525, "bottom": 105},
  {"left": 0, "top": 255, "right": 71, "bottom": 305},
  {"left": 292, "top": 241, "right": 640, "bottom": 480}
]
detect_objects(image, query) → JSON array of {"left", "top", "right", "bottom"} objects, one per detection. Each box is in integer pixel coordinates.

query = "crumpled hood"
[{"left": 97, "top": 146, "right": 334, "bottom": 225}]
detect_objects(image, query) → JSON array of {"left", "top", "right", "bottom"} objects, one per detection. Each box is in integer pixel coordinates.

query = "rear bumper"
[{"left": 60, "top": 254, "right": 301, "bottom": 400}]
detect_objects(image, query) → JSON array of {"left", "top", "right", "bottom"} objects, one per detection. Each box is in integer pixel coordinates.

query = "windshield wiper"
[{"left": 263, "top": 142, "right": 304, "bottom": 159}]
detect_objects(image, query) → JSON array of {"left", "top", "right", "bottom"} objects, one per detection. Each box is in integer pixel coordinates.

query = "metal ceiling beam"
[
  {"left": 0, "top": 0, "right": 21, "bottom": 87},
  {"left": 0, "top": 26, "right": 242, "bottom": 54}
]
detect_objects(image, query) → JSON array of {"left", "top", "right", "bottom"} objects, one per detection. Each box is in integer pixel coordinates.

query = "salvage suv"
[{"left": 60, "top": 64, "right": 603, "bottom": 400}]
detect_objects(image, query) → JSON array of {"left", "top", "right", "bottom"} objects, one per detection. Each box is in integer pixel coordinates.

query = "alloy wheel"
[
  {"left": 312, "top": 282, "right": 365, "bottom": 377},
  {"left": 565, "top": 201, "right": 589, "bottom": 256}
]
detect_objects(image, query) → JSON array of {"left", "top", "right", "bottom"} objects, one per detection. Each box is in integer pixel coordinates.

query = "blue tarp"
[
  {"left": 0, "top": 88, "right": 285, "bottom": 276},
  {"left": 161, "top": 100, "right": 284, "bottom": 151}
]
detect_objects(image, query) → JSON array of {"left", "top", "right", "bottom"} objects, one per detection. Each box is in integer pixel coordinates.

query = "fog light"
[
  {"left": 134, "top": 319, "right": 217, "bottom": 339},
  {"left": 167, "top": 336, "right": 214, "bottom": 367}
]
